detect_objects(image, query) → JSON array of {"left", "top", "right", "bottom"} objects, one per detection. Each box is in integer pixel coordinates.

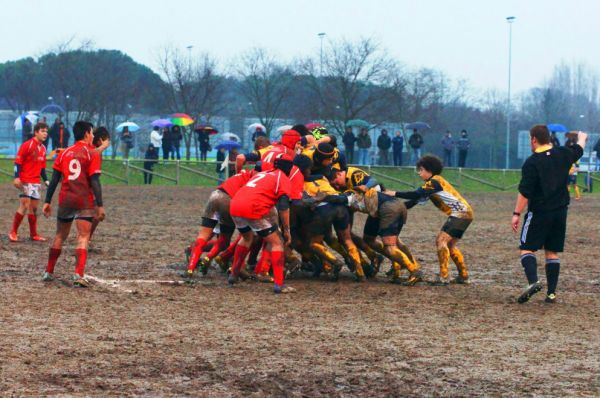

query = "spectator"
[
  {"left": 143, "top": 144, "right": 159, "bottom": 184},
  {"left": 251, "top": 127, "right": 267, "bottom": 142},
  {"left": 120, "top": 126, "right": 134, "bottom": 161},
  {"left": 228, "top": 148, "right": 239, "bottom": 177},
  {"left": 49, "top": 119, "right": 70, "bottom": 150},
  {"left": 356, "top": 128, "right": 372, "bottom": 166},
  {"left": 216, "top": 147, "right": 226, "bottom": 183},
  {"left": 342, "top": 126, "right": 357, "bottom": 164},
  {"left": 392, "top": 131, "right": 404, "bottom": 166},
  {"left": 198, "top": 129, "right": 210, "bottom": 161},
  {"left": 171, "top": 125, "right": 182, "bottom": 160},
  {"left": 441, "top": 130, "right": 455, "bottom": 167},
  {"left": 161, "top": 127, "right": 171, "bottom": 161},
  {"left": 408, "top": 129, "right": 424, "bottom": 163},
  {"left": 550, "top": 132, "right": 561, "bottom": 148},
  {"left": 150, "top": 126, "right": 163, "bottom": 150},
  {"left": 594, "top": 137, "right": 600, "bottom": 171},
  {"left": 457, "top": 129, "right": 471, "bottom": 168},
  {"left": 22, "top": 118, "right": 33, "bottom": 143},
  {"left": 377, "top": 129, "right": 391, "bottom": 165}
]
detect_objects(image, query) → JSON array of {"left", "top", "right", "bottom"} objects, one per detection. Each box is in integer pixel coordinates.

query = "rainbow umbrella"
[{"left": 170, "top": 113, "right": 194, "bottom": 126}]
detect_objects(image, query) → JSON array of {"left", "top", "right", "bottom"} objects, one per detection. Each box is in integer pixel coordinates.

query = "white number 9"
[{"left": 68, "top": 159, "right": 81, "bottom": 181}]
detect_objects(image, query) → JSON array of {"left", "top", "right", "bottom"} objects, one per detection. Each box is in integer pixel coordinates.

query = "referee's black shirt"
[{"left": 518, "top": 144, "right": 583, "bottom": 213}]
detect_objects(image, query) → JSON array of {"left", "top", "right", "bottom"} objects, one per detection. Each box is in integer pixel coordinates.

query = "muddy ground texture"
[{"left": 1, "top": 185, "right": 599, "bottom": 397}]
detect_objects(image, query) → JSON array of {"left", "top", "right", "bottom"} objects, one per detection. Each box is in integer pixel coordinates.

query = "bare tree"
[
  {"left": 157, "top": 47, "right": 225, "bottom": 159},
  {"left": 235, "top": 47, "right": 294, "bottom": 135},
  {"left": 301, "top": 37, "right": 398, "bottom": 134}
]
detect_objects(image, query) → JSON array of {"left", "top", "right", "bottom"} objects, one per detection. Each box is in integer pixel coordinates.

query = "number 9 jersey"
[{"left": 52, "top": 141, "right": 102, "bottom": 209}]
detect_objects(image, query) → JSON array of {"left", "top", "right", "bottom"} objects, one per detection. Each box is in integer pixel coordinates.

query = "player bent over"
[
  {"left": 42, "top": 121, "right": 105, "bottom": 287},
  {"left": 229, "top": 155, "right": 295, "bottom": 294},
  {"left": 387, "top": 155, "right": 474, "bottom": 285},
  {"left": 9, "top": 122, "right": 50, "bottom": 242}
]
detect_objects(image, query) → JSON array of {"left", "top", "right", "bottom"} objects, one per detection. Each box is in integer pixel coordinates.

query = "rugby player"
[
  {"left": 386, "top": 155, "right": 473, "bottom": 285},
  {"left": 89, "top": 127, "right": 111, "bottom": 243},
  {"left": 9, "top": 122, "right": 49, "bottom": 242},
  {"left": 228, "top": 154, "right": 295, "bottom": 294},
  {"left": 42, "top": 121, "right": 105, "bottom": 287}
]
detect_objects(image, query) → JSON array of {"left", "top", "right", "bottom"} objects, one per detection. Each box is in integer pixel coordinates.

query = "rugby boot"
[
  {"left": 214, "top": 255, "right": 229, "bottom": 273},
  {"left": 8, "top": 231, "right": 18, "bottom": 242},
  {"left": 331, "top": 261, "right": 343, "bottom": 282},
  {"left": 517, "top": 281, "right": 542, "bottom": 304},
  {"left": 405, "top": 270, "right": 423, "bottom": 286},
  {"left": 256, "top": 272, "right": 274, "bottom": 283},
  {"left": 227, "top": 274, "right": 239, "bottom": 286},
  {"left": 544, "top": 293, "right": 557, "bottom": 304},
  {"left": 274, "top": 284, "right": 296, "bottom": 294},
  {"left": 42, "top": 272, "right": 54, "bottom": 282},
  {"left": 72, "top": 274, "right": 90, "bottom": 288},
  {"left": 31, "top": 235, "right": 47, "bottom": 242},
  {"left": 181, "top": 269, "right": 195, "bottom": 282},
  {"left": 454, "top": 275, "right": 471, "bottom": 285},
  {"left": 372, "top": 254, "right": 385, "bottom": 275},
  {"left": 435, "top": 274, "right": 450, "bottom": 285},
  {"left": 199, "top": 257, "right": 211, "bottom": 275},
  {"left": 184, "top": 245, "right": 192, "bottom": 264}
]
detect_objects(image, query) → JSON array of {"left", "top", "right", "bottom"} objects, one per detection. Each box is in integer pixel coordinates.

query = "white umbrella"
[
  {"left": 217, "top": 132, "right": 241, "bottom": 142},
  {"left": 247, "top": 123, "right": 266, "bottom": 135},
  {"left": 14, "top": 112, "right": 39, "bottom": 131},
  {"left": 116, "top": 121, "right": 140, "bottom": 133},
  {"left": 276, "top": 125, "right": 293, "bottom": 133}
]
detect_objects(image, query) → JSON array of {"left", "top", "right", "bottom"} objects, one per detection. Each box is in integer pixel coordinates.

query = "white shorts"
[
  {"left": 19, "top": 183, "right": 41, "bottom": 200},
  {"left": 232, "top": 209, "right": 279, "bottom": 237}
]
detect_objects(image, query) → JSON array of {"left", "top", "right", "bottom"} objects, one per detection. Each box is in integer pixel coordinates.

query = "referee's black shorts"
[{"left": 519, "top": 207, "right": 568, "bottom": 252}]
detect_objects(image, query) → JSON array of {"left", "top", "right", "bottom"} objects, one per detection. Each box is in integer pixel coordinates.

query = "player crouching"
[
  {"left": 41, "top": 121, "right": 105, "bottom": 287},
  {"left": 228, "top": 155, "right": 295, "bottom": 294}
]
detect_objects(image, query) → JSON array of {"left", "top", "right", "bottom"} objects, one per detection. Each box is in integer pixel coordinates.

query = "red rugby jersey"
[
  {"left": 259, "top": 144, "right": 293, "bottom": 172},
  {"left": 219, "top": 169, "right": 256, "bottom": 197},
  {"left": 15, "top": 138, "right": 47, "bottom": 184},
  {"left": 229, "top": 169, "right": 291, "bottom": 219},
  {"left": 53, "top": 141, "right": 101, "bottom": 209}
]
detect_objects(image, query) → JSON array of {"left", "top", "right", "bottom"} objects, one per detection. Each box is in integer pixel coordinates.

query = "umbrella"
[
  {"left": 215, "top": 140, "right": 242, "bottom": 151},
  {"left": 116, "top": 122, "right": 140, "bottom": 133},
  {"left": 247, "top": 123, "right": 266, "bottom": 135},
  {"left": 276, "top": 125, "right": 294, "bottom": 133},
  {"left": 305, "top": 122, "right": 323, "bottom": 131},
  {"left": 217, "top": 132, "right": 241, "bottom": 142},
  {"left": 152, "top": 118, "right": 173, "bottom": 128},
  {"left": 195, "top": 125, "right": 219, "bottom": 135},
  {"left": 39, "top": 104, "right": 65, "bottom": 114},
  {"left": 14, "top": 112, "right": 39, "bottom": 131},
  {"left": 547, "top": 123, "right": 568, "bottom": 133},
  {"left": 346, "top": 119, "right": 370, "bottom": 128},
  {"left": 405, "top": 122, "right": 431, "bottom": 130},
  {"left": 171, "top": 113, "right": 194, "bottom": 126}
]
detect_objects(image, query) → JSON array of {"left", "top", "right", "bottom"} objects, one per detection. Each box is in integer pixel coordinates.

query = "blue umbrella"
[
  {"left": 215, "top": 140, "right": 241, "bottom": 151},
  {"left": 547, "top": 123, "right": 568, "bottom": 133},
  {"left": 405, "top": 122, "right": 431, "bottom": 130},
  {"left": 40, "top": 104, "right": 65, "bottom": 114}
]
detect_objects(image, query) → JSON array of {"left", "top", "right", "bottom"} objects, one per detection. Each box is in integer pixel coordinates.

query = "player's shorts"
[
  {"left": 364, "top": 199, "right": 407, "bottom": 237},
  {"left": 441, "top": 216, "right": 472, "bottom": 239},
  {"left": 232, "top": 208, "right": 279, "bottom": 237},
  {"left": 304, "top": 203, "right": 350, "bottom": 236},
  {"left": 568, "top": 175, "right": 578, "bottom": 184},
  {"left": 519, "top": 207, "right": 567, "bottom": 252},
  {"left": 19, "top": 183, "right": 41, "bottom": 200},
  {"left": 201, "top": 189, "right": 234, "bottom": 232},
  {"left": 57, "top": 206, "right": 96, "bottom": 223}
]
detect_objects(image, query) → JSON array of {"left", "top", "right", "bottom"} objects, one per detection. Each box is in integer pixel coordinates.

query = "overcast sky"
[{"left": 2, "top": 0, "right": 598, "bottom": 94}]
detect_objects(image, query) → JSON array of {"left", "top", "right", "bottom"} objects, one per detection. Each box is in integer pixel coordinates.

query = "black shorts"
[
  {"left": 519, "top": 207, "right": 567, "bottom": 252},
  {"left": 304, "top": 204, "right": 349, "bottom": 236},
  {"left": 568, "top": 175, "right": 577, "bottom": 184},
  {"left": 441, "top": 217, "right": 472, "bottom": 239}
]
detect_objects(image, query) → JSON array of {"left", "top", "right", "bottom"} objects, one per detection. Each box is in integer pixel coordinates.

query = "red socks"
[
  {"left": 187, "top": 238, "right": 208, "bottom": 271},
  {"left": 46, "top": 248, "right": 62, "bottom": 274},
  {"left": 11, "top": 212, "right": 24, "bottom": 234},
  {"left": 231, "top": 245, "right": 251, "bottom": 276},
  {"left": 74, "top": 249, "right": 87, "bottom": 277},
  {"left": 270, "top": 250, "right": 285, "bottom": 286},
  {"left": 221, "top": 235, "right": 242, "bottom": 261},
  {"left": 206, "top": 235, "right": 226, "bottom": 259},
  {"left": 27, "top": 214, "right": 38, "bottom": 237},
  {"left": 255, "top": 250, "right": 271, "bottom": 274}
]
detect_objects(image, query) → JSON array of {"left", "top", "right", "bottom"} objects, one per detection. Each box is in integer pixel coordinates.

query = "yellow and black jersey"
[
  {"left": 344, "top": 167, "right": 372, "bottom": 191},
  {"left": 244, "top": 145, "right": 274, "bottom": 162},
  {"left": 569, "top": 162, "right": 579, "bottom": 176},
  {"left": 304, "top": 177, "right": 339, "bottom": 197},
  {"left": 395, "top": 175, "right": 473, "bottom": 218},
  {"left": 301, "top": 146, "right": 344, "bottom": 172}
]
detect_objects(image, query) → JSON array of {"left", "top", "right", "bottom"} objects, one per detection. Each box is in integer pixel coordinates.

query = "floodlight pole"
[
  {"left": 318, "top": 32, "right": 326, "bottom": 120},
  {"left": 505, "top": 16, "right": 515, "bottom": 169}
]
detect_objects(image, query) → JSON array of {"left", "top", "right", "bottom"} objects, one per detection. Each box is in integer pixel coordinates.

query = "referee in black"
[{"left": 511, "top": 125, "right": 587, "bottom": 304}]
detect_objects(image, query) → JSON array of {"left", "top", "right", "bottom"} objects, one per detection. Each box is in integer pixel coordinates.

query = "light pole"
[
  {"left": 65, "top": 94, "right": 70, "bottom": 127},
  {"left": 186, "top": 45, "right": 193, "bottom": 71},
  {"left": 318, "top": 32, "right": 326, "bottom": 77},
  {"left": 505, "top": 16, "right": 515, "bottom": 169}
]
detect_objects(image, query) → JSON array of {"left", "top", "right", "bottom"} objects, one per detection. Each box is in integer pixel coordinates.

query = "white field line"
[{"left": 85, "top": 275, "right": 185, "bottom": 292}]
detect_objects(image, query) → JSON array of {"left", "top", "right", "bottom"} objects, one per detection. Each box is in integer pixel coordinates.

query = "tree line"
[{"left": 1, "top": 38, "right": 598, "bottom": 167}]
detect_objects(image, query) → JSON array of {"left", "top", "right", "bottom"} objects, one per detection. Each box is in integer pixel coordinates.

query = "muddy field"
[{"left": 0, "top": 184, "right": 599, "bottom": 397}]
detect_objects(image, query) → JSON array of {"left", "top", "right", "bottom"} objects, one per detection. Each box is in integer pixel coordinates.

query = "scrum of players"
[{"left": 10, "top": 121, "right": 473, "bottom": 293}]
